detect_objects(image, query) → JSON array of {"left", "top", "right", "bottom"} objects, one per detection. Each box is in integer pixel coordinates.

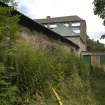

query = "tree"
[
  {"left": 87, "top": 36, "right": 105, "bottom": 52},
  {"left": 93, "top": 0, "right": 105, "bottom": 39},
  {"left": 101, "top": 34, "right": 105, "bottom": 39},
  {"left": 0, "top": 1, "right": 19, "bottom": 105},
  {"left": 93, "top": 0, "right": 105, "bottom": 24},
  {"left": 0, "top": 0, "right": 19, "bottom": 82}
]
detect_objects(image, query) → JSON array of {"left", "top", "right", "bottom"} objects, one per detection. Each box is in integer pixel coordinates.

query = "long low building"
[
  {"left": 0, "top": 2, "right": 79, "bottom": 55},
  {"left": 81, "top": 51, "right": 105, "bottom": 65}
]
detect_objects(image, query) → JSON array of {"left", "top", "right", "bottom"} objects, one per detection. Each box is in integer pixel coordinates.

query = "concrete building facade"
[{"left": 36, "top": 16, "right": 87, "bottom": 54}]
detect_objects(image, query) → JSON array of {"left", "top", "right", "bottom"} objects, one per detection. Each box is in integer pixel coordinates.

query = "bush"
[
  {"left": 0, "top": 63, "right": 18, "bottom": 105},
  {"left": 13, "top": 43, "right": 65, "bottom": 103},
  {"left": 1, "top": 39, "right": 105, "bottom": 105},
  {"left": 13, "top": 42, "right": 96, "bottom": 105}
]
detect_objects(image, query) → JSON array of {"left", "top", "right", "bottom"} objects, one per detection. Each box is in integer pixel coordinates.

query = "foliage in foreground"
[
  {"left": 1, "top": 38, "right": 105, "bottom": 105},
  {"left": 0, "top": 0, "right": 19, "bottom": 104},
  {"left": 87, "top": 37, "right": 105, "bottom": 52},
  {"left": 8, "top": 42, "right": 105, "bottom": 105},
  {"left": 0, "top": 1, "right": 105, "bottom": 104},
  {"left": 93, "top": 0, "right": 105, "bottom": 25}
]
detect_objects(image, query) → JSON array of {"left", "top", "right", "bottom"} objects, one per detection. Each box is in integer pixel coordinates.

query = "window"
[
  {"left": 72, "top": 22, "right": 80, "bottom": 26},
  {"left": 64, "top": 23, "right": 69, "bottom": 27},
  {"left": 50, "top": 24, "right": 57, "bottom": 29},
  {"left": 73, "top": 30, "right": 80, "bottom": 34}
]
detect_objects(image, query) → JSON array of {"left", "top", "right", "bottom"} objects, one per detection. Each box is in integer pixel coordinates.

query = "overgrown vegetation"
[
  {"left": 93, "top": 0, "right": 105, "bottom": 39},
  {"left": 1, "top": 1, "right": 105, "bottom": 105},
  {"left": 87, "top": 36, "right": 105, "bottom": 52},
  {"left": 93, "top": 0, "right": 105, "bottom": 25},
  {"left": 0, "top": 0, "right": 19, "bottom": 105},
  {"left": 1, "top": 38, "right": 105, "bottom": 105}
]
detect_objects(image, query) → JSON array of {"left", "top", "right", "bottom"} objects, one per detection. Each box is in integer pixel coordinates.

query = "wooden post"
[{"left": 52, "top": 87, "right": 63, "bottom": 105}]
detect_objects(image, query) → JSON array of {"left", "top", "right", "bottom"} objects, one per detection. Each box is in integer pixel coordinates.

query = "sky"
[{"left": 16, "top": 0, "right": 105, "bottom": 44}]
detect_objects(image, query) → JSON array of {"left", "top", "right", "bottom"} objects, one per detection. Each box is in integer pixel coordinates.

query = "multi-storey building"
[{"left": 36, "top": 16, "right": 87, "bottom": 54}]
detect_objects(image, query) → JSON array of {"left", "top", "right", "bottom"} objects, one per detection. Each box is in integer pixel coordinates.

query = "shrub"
[{"left": 0, "top": 63, "right": 18, "bottom": 105}]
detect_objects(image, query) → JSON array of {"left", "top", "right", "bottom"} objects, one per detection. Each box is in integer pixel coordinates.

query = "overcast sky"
[{"left": 16, "top": 0, "right": 105, "bottom": 44}]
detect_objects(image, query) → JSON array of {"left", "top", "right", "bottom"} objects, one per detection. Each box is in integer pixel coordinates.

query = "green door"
[
  {"left": 83, "top": 55, "right": 91, "bottom": 65},
  {"left": 100, "top": 55, "right": 105, "bottom": 65}
]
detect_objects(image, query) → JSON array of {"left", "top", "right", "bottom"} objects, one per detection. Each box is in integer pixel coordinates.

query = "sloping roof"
[
  {"left": 52, "top": 24, "right": 78, "bottom": 37},
  {"left": 35, "top": 16, "right": 84, "bottom": 24},
  {"left": 0, "top": 2, "right": 79, "bottom": 49}
]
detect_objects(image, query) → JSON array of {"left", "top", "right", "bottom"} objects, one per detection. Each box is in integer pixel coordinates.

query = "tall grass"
[
  {"left": 13, "top": 42, "right": 94, "bottom": 105},
  {"left": 1, "top": 40, "right": 105, "bottom": 105}
]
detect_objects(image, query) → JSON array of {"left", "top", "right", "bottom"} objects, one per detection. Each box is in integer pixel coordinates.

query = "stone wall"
[{"left": 18, "top": 26, "right": 78, "bottom": 55}]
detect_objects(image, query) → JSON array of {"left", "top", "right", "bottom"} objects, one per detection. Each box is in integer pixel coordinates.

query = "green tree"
[
  {"left": 87, "top": 37, "right": 105, "bottom": 52},
  {"left": 0, "top": 0, "right": 19, "bottom": 82},
  {"left": 93, "top": 0, "right": 105, "bottom": 39},
  {"left": 93, "top": 0, "right": 105, "bottom": 24},
  {"left": 101, "top": 34, "right": 105, "bottom": 39},
  {"left": 0, "top": 1, "right": 19, "bottom": 105}
]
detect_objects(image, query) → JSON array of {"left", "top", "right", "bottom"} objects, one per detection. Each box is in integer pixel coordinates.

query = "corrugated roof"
[{"left": 35, "top": 15, "right": 84, "bottom": 24}]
